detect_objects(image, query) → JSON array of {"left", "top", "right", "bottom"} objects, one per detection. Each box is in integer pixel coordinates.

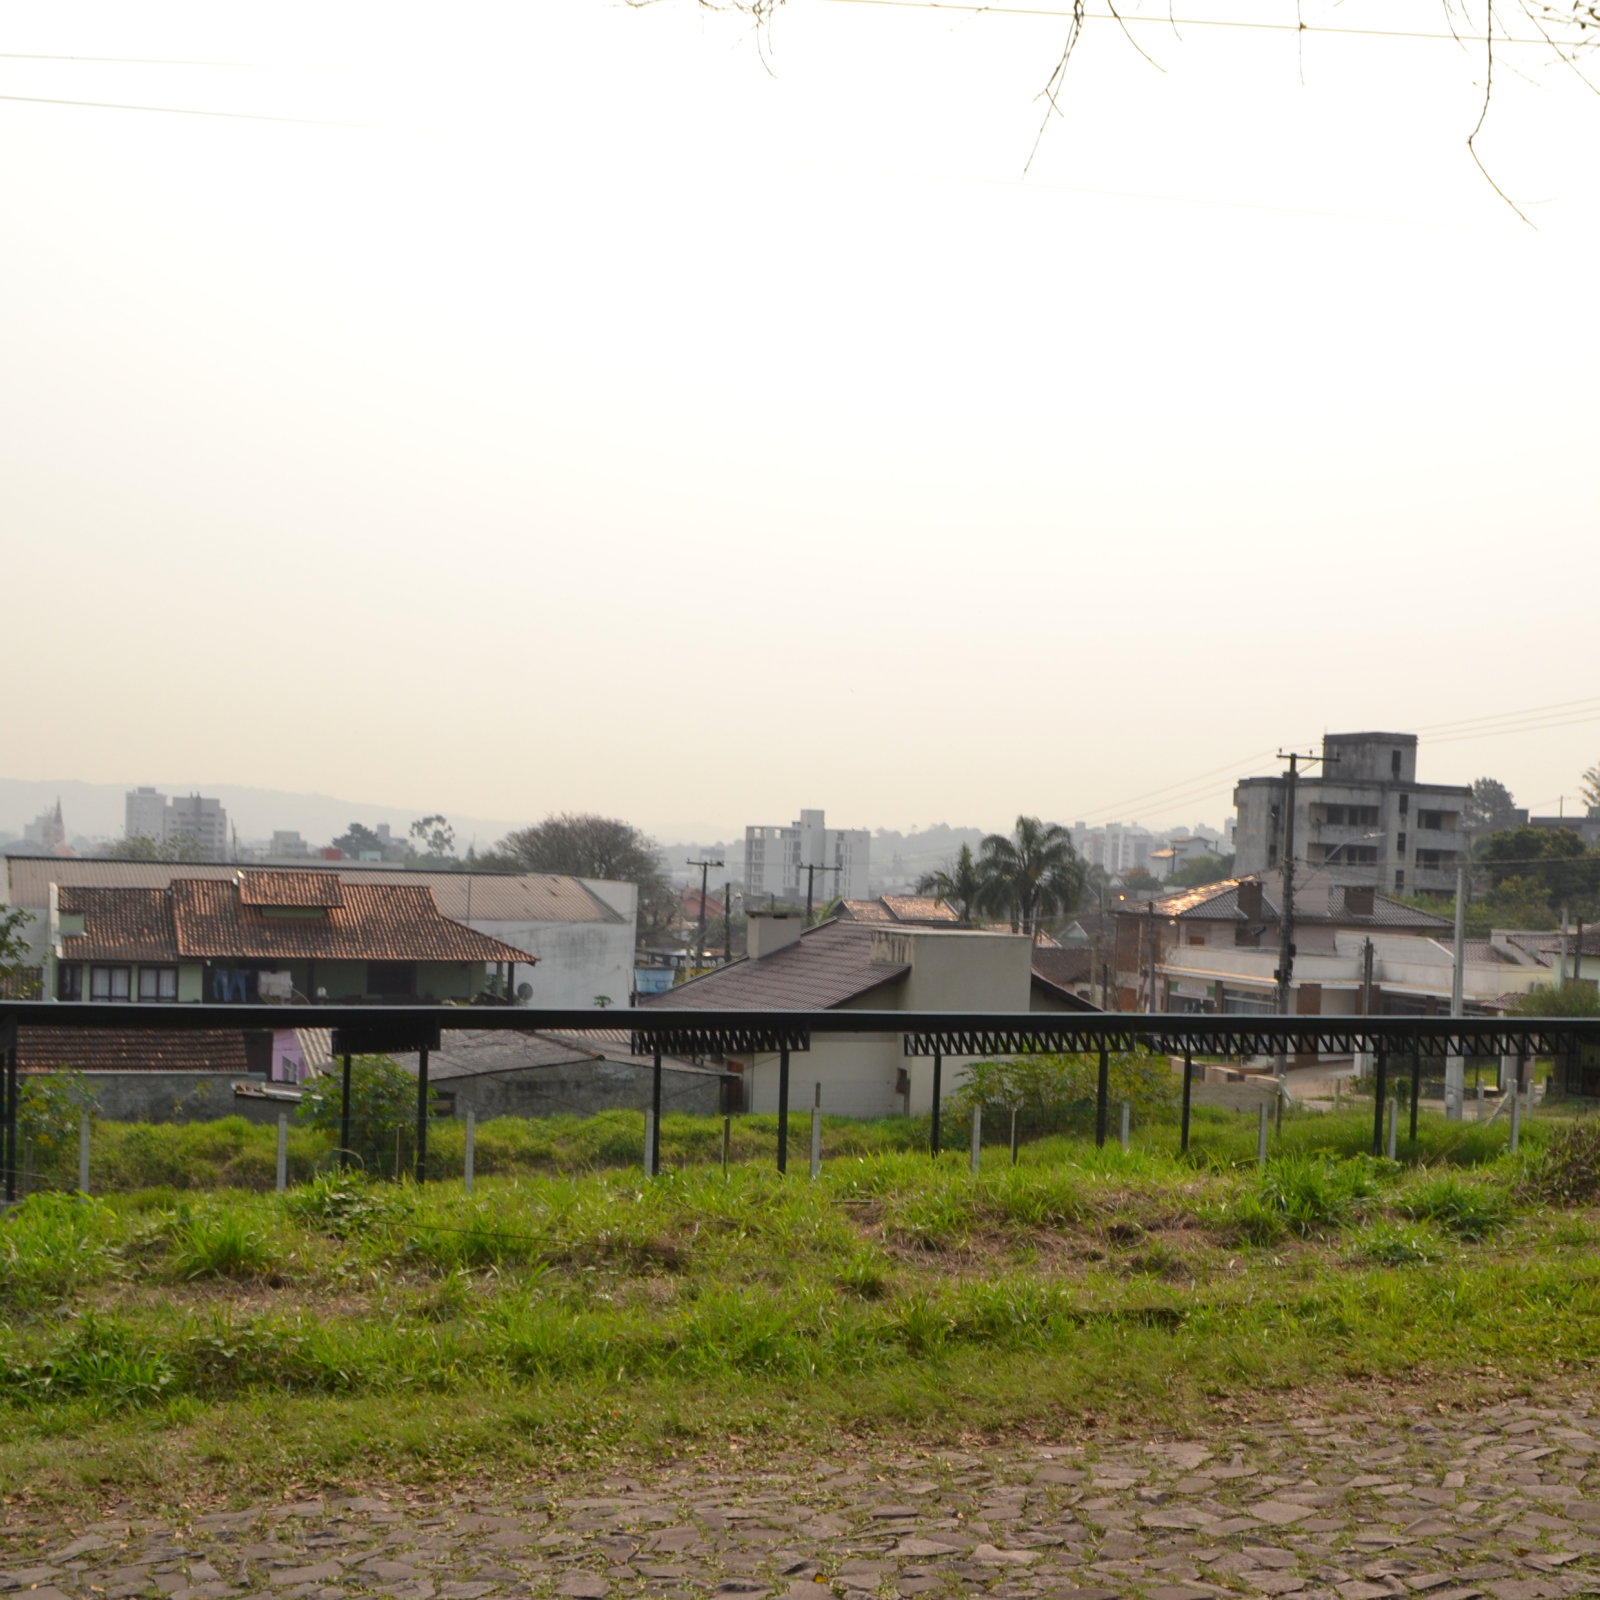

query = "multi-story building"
[
  {"left": 1072, "top": 820, "right": 1158, "bottom": 876},
  {"left": 1233, "top": 733, "right": 1471, "bottom": 897},
  {"left": 743, "top": 808, "right": 870, "bottom": 903},
  {"left": 123, "top": 788, "right": 230, "bottom": 861}
]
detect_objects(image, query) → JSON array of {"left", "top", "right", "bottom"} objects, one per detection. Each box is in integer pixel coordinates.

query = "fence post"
[
  {"left": 4, "top": 1035, "right": 16, "bottom": 1205},
  {"left": 777, "top": 1046, "right": 791, "bottom": 1175},
  {"left": 1119, "top": 1100, "right": 1131, "bottom": 1154},
  {"left": 1409, "top": 1046, "right": 1421, "bottom": 1143},
  {"left": 1509, "top": 1087, "right": 1521, "bottom": 1153},
  {"left": 1372, "top": 1047, "right": 1388, "bottom": 1157},
  {"left": 78, "top": 1110, "right": 91, "bottom": 1196},
  {"left": 1095, "top": 1045, "right": 1110, "bottom": 1149},
  {"left": 276, "top": 1111, "right": 288, "bottom": 1193},
  {"left": 721, "top": 1114, "right": 731, "bottom": 1174},
  {"left": 810, "top": 1083, "right": 822, "bottom": 1180},
  {"left": 644, "top": 1108, "right": 656, "bottom": 1177},
  {"left": 1009, "top": 1104, "right": 1019, "bottom": 1167},
  {"left": 651, "top": 1051, "right": 663, "bottom": 1179},
  {"left": 1477, "top": 1080, "right": 1485, "bottom": 1121},
  {"left": 1256, "top": 1103, "right": 1268, "bottom": 1170},
  {"left": 1180, "top": 1048, "right": 1194, "bottom": 1155},
  {"left": 415, "top": 1044, "right": 430, "bottom": 1185},
  {"left": 1334, "top": 1075, "right": 1342, "bottom": 1114},
  {"left": 970, "top": 1103, "right": 981, "bottom": 1175},
  {"left": 1386, "top": 1096, "right": 1397, "bottom": 1162},
  {"left": 930, "top": 1050, "right": 942, "bottom": 1158},
  {"left": 339, "top": 1052, "right": 352, "bottom": 1170},
  {"left": 464, "top": 1107, "right": 476, "bottom": 1196}
]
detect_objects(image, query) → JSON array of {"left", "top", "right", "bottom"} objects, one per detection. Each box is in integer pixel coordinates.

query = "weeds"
[
  {"left": 1399, "top": 1174, "right": 1512, "bottom": 1240},
  {"left": 168, "top": 1210, "right": 279, "bottom": 1279}
]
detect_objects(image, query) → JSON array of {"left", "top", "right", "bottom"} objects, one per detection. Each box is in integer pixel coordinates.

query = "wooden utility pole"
[
  {"left": 688, "top": 857, "right": 724, "bottom": 969},
  {"left": 799, "top": 861, "right": 842, "bottom": 927}
]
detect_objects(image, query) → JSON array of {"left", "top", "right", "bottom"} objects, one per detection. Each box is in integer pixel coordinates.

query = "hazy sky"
[{"left": 3, "top": 0, "right": 1597, "bottom": 841}]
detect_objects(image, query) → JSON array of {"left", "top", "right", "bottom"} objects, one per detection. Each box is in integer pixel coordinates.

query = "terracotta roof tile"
[
  {"left": 19, "top": 1026, "right": 249, "bottom": 1075},
  {"left": 58, "top": 887, "right": 179, "bottom": 963},
  {"left": 641, "top": 920, "right": 909, "bottom": 1011},
  {"left": 237, "top": 871, "right": 343, "bottom": 907}
]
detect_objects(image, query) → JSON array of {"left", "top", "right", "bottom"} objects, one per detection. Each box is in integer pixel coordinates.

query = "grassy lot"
[{"left": 2, "top": 1102, "right": 1598, "bottom": 1516}]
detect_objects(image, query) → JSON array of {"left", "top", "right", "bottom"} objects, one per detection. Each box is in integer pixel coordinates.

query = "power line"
[
  {"left": 0, "top": 92, "right": 367, "bottom": 127},
  {"left": 0, "top": 52, "right": 309, "bottom": 67},
  {"left": 813, "top": 0, "right": 1564, "bottom": 47}
]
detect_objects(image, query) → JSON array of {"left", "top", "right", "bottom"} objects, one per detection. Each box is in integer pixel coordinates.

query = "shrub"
[
  {"left": 297, "top": 1056, "right": 418, "bottom": 1178},
  {"left": 955, "top": 1050, "right": 1177, "bottom": 1137},
  {"left": 1520, "top": 1119, "right": 1600, "bottom": 1206}
]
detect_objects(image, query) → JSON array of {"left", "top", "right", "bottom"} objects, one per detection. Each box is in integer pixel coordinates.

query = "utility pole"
[
  {"left": 1445, "top": 863, "right": 1467, "bottom": 1121},
  {"left": 1358, "top": 936, "right": 1375, "bottom": 1082},
  {"left": 1145, "top": 899, "right": 1158, "bottom": 1012},
  {"left": 1273, "top": 749, "right": 1330, "bottom": 1081},
  {"left": 799, "top": 861, "right": 842, "bottom": 927},
  {"left": 724, "top": 881, "right": 734, "bottom": 963},
  {"left": 688, "top": 857, "right": 724, "bottom": 970}
]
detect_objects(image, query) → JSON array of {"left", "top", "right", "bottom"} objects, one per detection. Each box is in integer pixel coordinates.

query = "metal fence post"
[
  {"left": 970, "top": 1103, "right": 982, "bottom": 1176},
  {"left": 1409, "top": 1046, "right": 1421, "bottom": 1143},
  {"left": 644, "top": 1108, "right": 656, "bottom": 1177},
  {"left": 721, "top": 1113, "right": 731, "bottom": 1173},
  {"left": 1372, "top": 1047, "right": 1388, "bottom": 1157},
  {"left": 1477, "top": 1080, "right": 1485, "bottom": 1121},
  {"left": 3, "top": 1035, "right": 16, "bottom": 1205},
  {"left": 1009, "top": 1103, "right": 1019, "bottom": 1167},
  {"left": 777, "top": 1046, "right": 790, "bottom": 1175},
  {"left": 1387, "top": 1096, "right": 1398, "bottom": 1162},
  {"left": 276, "top": 1111, "right": 289, "bottom": 1193},
  {"left": 930, "top": 1050, "right": 942, "bottom": 1157},
  {"left": 1180, "top": 1048, "right": 1194, "bottom": 1155},
  {"left": 651, "top": 1050, "right": 663, "bottom": 1178},
  {"left": 1095, "top": 1045, "right": 1110, "bottom": 1149},
  {"left": 810, "top": 1083, "right": 822, "bottom": 1180},
  {"left": 1120, "top": 1100, "right": 1131, "bottom": 1154},
  {"left": 1256, "top": 1103, "right": 1268, "bottom": 1169},
  {"left": 415, "top": 1044, "right": 429, "bottom": 1184},
  {"left": 78, "top": 1110, "right": 91, "bottom": 1196},
  {"left": 464, "top": 1107, "right": 475, "bottom": 1195},
  {"left": 1510, "top": 1087, "right": 1521, "bottom": 1153},
  {"left": 339, "top": 1053, "right": 353, "bottom": 1170}
]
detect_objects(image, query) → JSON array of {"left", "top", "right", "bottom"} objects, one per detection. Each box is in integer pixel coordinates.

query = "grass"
[{"left": 3, "top": 1099, "right": 1599, "bottom": 1518}]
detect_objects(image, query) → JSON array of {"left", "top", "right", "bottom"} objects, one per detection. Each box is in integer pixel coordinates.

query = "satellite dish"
[{"left": 516, "top": 981, "right": 533, "bottom": 1001}]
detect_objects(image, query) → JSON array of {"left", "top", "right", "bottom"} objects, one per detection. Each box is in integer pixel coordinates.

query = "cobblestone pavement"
[{"left": 7, "top": 1399, "right": 1600, "bottom": 1600}]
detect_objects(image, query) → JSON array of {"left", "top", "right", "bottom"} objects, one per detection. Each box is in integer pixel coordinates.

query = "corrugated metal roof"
[
  {"left": 642, "top": 920, "right": 910, "bottom": 1012},
  {"left": 4, "top": 858, "right": 620, "bottom": 925}
]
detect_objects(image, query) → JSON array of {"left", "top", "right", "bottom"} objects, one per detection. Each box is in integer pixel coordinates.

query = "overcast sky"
[{"left": 3, "top": 0, "right": 1596, "bottom": 842}]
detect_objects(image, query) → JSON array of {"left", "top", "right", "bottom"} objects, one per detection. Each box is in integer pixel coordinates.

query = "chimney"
[
  {"left": 747, "top": 911, "right": 805, "bottom": 960},
  {"left": 1237, "top": 880, "right": 1263, "bottom": 921},
  {"left": 1343, "top": 886, "right": 1375, "bottom": 918}
]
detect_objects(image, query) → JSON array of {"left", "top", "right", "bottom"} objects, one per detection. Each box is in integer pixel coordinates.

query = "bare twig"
[
  {"left": 1024, "top": 0, "right": 1086, "bottom": 175},
  {"left": 1466, "top": 1, "right": 1538, "bottom": 226}
]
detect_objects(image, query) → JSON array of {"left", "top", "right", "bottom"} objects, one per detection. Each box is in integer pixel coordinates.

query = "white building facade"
[
  {"left": 744, "top": 808, "right": 871, "bottom": 902},
  {"left": 124, "top": 788, "right": 230, "bottom": 860}
]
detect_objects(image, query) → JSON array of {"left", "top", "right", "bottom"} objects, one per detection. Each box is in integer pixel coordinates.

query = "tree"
[
  {"left": 297, "top": 1055, "right": 417, "bottom": 1178},
  {"left": 0, "top": 905, "right": 40, "bottom": 999},
  {"left": 975, "top": 815, "right": 1086, "bottom": 936},
  {"left": 917, "top": 843, "right": 983, "bottom": 923},
  {"left": 1478, "top": 826, "right": 1600, "bottom": 915},
  {"left": 409, "top": 815, "right": 456, "bottom": 860},
  {"left": 333, "top": 822, "right": 385, "bottom": 859},
  {"left": 1167, "top": 851, "right": 1235, "bottom": 889},
  {"left": 1582, "top": 763, "right": 1600, "bottom": 814},
  {"left": 1464, "top": 778, "right": 1518, "bottom": 835},
  {"left": 106, "top": 832, "right": 202, "bottom": 862},
  {"left": 486, "top": 813, "right": 675, "bottom": 933}
]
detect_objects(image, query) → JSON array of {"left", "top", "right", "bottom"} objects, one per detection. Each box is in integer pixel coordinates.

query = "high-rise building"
[
  {"left": 125, "top": 787, "right": 167, "bottom": 843},
  {"left": 744, "top": 808, "right": 870, "bottom": 903},
  {"left": 122, "top": 787, "right": 229, "bottom": 861}
]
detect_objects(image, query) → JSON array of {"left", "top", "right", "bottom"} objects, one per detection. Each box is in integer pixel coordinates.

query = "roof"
[
  {"left": 837, "top": 896, "right": 961, "bottom": 926},
  {"left": 5, "top": 859, "right": 622, "bottom": 926},
  {"left": 1139, "top": 873, "right": 1451, "bottom": 930},
  {"left": 57, "top": 875, "right": 532, "bottom": 965},
  {"left": 238, "top": 871, "right": 343, "bottom": 908},
  {"left": 19, "top": 1026, "right": 249, "bottom": 1075},
  {"left": 640, "top": 919, "right": 910, "bottom": 1011},
  {"left": 1031, "top": 945, "right": 1092, "bottom": 989},
  {"left": 426, "top": 1029, "right": 722, "bottom": 1080}
]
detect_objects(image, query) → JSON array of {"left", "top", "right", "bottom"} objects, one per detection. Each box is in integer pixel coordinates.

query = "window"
[
  {"left": 1417, "top": 809, "right": 1454, "bottom": 832},
  {"left": 1341, "top": 846, "right": 1378, "bottom": 865},
  {"left": 1418, "top": 850, "right": 1458, "bottom": 872},
  {"left": 1394, "top": 870, "right": 1405, "bottom": 891},
  {"left": 1392, "top": 750, "right": 1402, "bottom": 778},
  {"left": 57, "top": 963, "right": 82, "bottom": 1001},
  {"left": 367, "top": 961, "right": 417, "bottom": 997},
  {"left": 138, "top": 966, "right": 178, "bottom": 1002},
  {"left": 90, "top": 966, "right": 131, "bottom": 1001},
  {"left": 1188, "top": 928, "right": 1206, "bottom": 947},
  {"left": 1397, "top": 832, "right": 1407, "bottom": 854},
  {"left": 1398, "top": 793, "right": 1409, "bottom": 815}
]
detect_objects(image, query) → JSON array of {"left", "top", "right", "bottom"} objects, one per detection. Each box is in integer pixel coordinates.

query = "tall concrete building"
[
  {"left": 1233, "top": 733, "right": 1470, "bottom": 897},
  {"left": 744, "top": 808, "right": 871, "bottom": 903},
  {"left": 125, "top": 787, "right": 167, "bottom": 842},
  {"left": 123, "top": 788, "right": 230, "bottom": 861}
]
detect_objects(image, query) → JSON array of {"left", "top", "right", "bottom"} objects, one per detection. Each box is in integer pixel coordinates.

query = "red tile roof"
[
  {"left": 237, "top": 871, "right": 344, "bottom": 907},
  {"left": 641, "top": 919, "right": 910, "bottom": 1011},
  {"left": 839, "top": 896, "right": 962, "bottom": 926},
  {"left": 19, "top": 1026, "right": 250, "bottom": 1075},
  {"left": 58, "top": 888, "right": 180, "bottom": 963},
  {"left": 171, "top": 878, "right": 529, "bottom": 963}
]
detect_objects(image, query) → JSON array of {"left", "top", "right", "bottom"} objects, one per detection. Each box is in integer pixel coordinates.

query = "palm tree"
[
  {"left": 917, "top": 843, "right": 983, "bottom": 923},
  {"left": 976, "top": 816, "right": 1086, "bottom": 937}
]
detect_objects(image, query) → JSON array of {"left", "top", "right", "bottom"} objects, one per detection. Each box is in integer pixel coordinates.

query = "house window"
[
  {"left": 1392, "top": 750, "right": 1402, "bottom": 778},
  {"left": 367, "top": 961, "right": 417, "bottom": 997},
  {"left": 1188, "top": 928, "right": 1206, "bottom": 947},
  {"left": 138, "top": 967, "right": 178, "bottom": 1002},
  {"left": 57, "top": 963, "right": 83, "bottom": 1001},
  {"left": 91, "top": 966, "right": 131, "bottom": 1001},
  {"left": 1395, "top": 870, "right": 1405, "bottom": 891},
  {"left": 1398, "top": 793, "right": 1409, "bottom": 815},
  {"left": 1397, "top": 832, "right": 1407, "bottom": 854}
]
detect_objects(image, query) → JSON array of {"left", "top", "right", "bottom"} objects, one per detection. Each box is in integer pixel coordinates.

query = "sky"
[{"left": 2, "top": 0, "right": 1597, "bottom": 844}]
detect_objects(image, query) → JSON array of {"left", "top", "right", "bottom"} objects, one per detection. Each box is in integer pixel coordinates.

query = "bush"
[
  {"left": 297, "top": 1055, "right": 418, "bottom": 1177},
  {"left": 1399, "top": 1174, "right": 1511, "bottom": 1240},
  {"left": 955, "top": 1050, "right": 1177, "bottom": 1137},
  {"left": 1519, "top": 1119, "right": 1600, "bottom": 1205}
]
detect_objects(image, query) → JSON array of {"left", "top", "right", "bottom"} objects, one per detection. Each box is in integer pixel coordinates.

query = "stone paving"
[{"left": 7, "top": 1399, "right": 1600, "bottom": 1600}]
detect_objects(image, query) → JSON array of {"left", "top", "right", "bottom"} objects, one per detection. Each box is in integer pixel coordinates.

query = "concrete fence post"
[
  {"left": 644, "top": 1109, "right": 656, "bottom": 1177},
  {"left": 1510, "top": 1088, "right": 1521, "bottom": 1153},
  {"left": 78, "top": 1110, "right": 91, "bottom": 1196},
  {"left": 721, "top": 1114, "right": 731, "bottom": 1174},
  {"left": 810, "top": 1084, "right": 822, "bottom": 1180},
  {"left": 1256, "top": 1104, "right": 1268, "bottom": 1170},
  {"left": 1386, "top": 1097, "right": 1398, "bottom": 1162},
  {"left": 276, "top": 1112, "right": 288, "bottom": 1194},
  {"left": 464, "top": 1107, "right": 475, "bottom": 1196},
  {"left": 1119, "top": 1101, "right": 1131, "bottom": 1154},
  {"left": 970, "top": 1104, "right": 982, "bottom": 1176}
]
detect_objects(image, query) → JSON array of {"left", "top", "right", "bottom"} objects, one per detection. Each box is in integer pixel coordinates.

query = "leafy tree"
[
  {"left": 955, "top": 1049, "right": 1176, "bottom": 1137},
  {"left": 409, "top": 815, "right": 456, "bottom": 860},
  {"left": 17, "top": 1069, "right": 96, "bottom": 1166},
  {"left": 1512, "top": 981, "right": 1600, "bottom": 1019},
  {"left": 1167, "top": 851, "right": 1235, "bottom": 889},
  {"left": 917, "top": 843, "right": 983, "bottom": 923},
  {"left": 106, "top": 832, "right": 202, "bottom": 862},
  {"left": 298, "top": 1055, "right": 418, "bottom": 1178},
  {"left": 333, "top": 822, "right": 385, "bottom": 858},
  {"left": 1464, "top": 777, "right": 1518, "bottom": 834},
  {"left": 976, "top": 816, "right": 1086, "bottom": 935},
  {"left": 0, "top": 905, "right": 40, "bottom": 999},
  {"left": 1583, "top": 763, "right": 1600, "bottom": 814},
  {"left": 1478, "top": 826, "right": 1600, "bottom": 912},
  {"left": 485, "top": 813, "right": 674, "bottom": 933}
]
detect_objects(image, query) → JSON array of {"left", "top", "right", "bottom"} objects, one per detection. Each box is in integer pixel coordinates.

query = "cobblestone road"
[{"left": 7, "top": 1399, "right": 1600, "bottom": 1600}]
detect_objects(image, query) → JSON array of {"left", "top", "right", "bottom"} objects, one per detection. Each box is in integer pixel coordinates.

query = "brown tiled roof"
[
  {"left": 19, "top": 1026, "right": 249, "bottom": 1075},
  {"left": 59, "top": 887, "right": 179, "bottom": 963},
  {"left": 238, "top": 871, "right": 343, "bottom": 907},
  {"left": 838, "top": 899, "right": 894, "bottom": 923},
  {"left": 839, "top": 896, "right": 962, "bottom": 926},
  {"left": 641, "top": 920, "right": 909, "bottom": 1011},
  {"left": 170, "top": 878, "right": 529, "bottom": 963},
  {"left": 1145, "top": 874, "right": 1450, "bottom": 929},
  {"left": 1031, "top": 946, "right": 1092, "bottom": 989}
]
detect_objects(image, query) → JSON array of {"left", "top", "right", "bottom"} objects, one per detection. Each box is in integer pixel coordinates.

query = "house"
[
  {"left": 4, "top": 856, "right": 637, "bottom": 1011},
  {"left": 1234, "top": 732, "right": 1472, "bottom": 896},
  {"left": 834, "top": 895, "right": 962, "bottom": 927},
  {"left": 640, "top": 911, "right": 1037, "bottom": 1117},
  {"left": 45, "top": 869, "right": 531, "bottom": 1005}
]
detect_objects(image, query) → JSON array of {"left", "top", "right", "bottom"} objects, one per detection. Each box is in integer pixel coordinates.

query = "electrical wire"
[
  {"left": 0, "top": 52, "right": 308, "bottom": 67},
  {"left": 0, "top": 92, "right": 366, "bottom": 127}
]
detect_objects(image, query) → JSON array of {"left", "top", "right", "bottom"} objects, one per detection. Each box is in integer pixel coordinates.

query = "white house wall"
[{"left": 468, "top": 917, "right": 636, "bottom": 1009}]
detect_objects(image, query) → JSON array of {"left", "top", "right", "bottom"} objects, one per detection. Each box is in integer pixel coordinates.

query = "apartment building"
[{"left": 744, "top": 808, "right": 870, "bottom": 902}]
